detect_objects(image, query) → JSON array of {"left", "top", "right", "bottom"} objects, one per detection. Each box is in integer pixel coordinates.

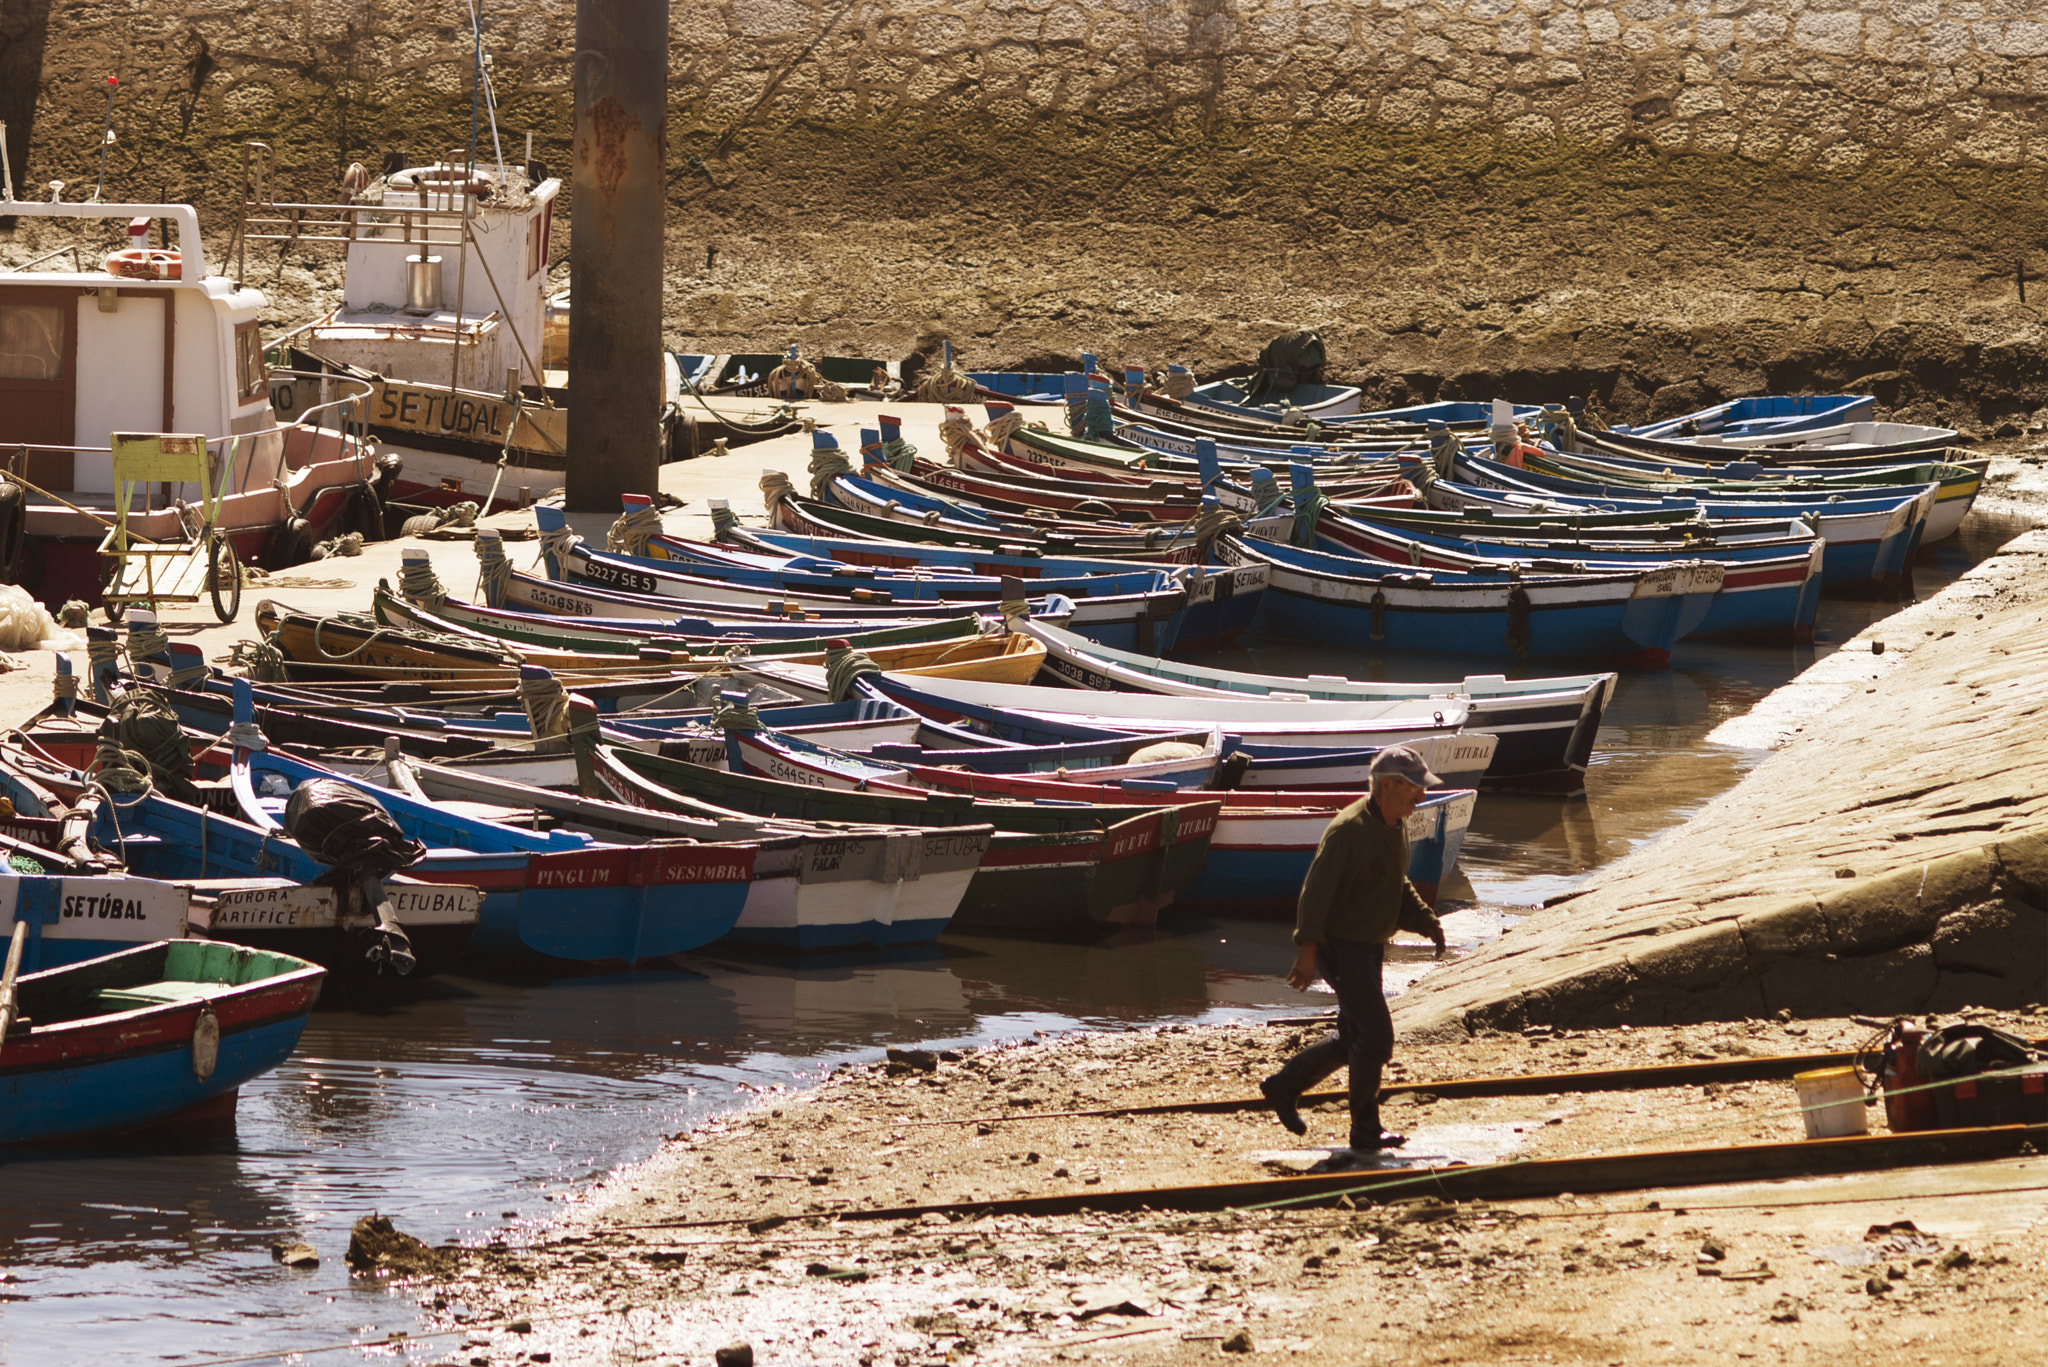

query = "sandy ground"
[{"left": 389, "top": 1012, "right": 2048, "bottom": 1367}]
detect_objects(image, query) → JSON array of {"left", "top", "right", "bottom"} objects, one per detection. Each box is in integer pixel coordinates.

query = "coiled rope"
[
  {"left": 809, "top": 448, "right": 854, "bottom": 501},
  {"left": 1289, "top": 484, "right": 1331, "bottom": 548},
  {"left": 51, "top": 669, "right": 79, "bottom": 707},
  {"left": 766, "top": 355, "right": 847, "bottom": 402},
  {"left": 1071, "top": 391, "right": 1116, "bottom": 440},
  {"left": 88, "top": 740, "right": 154, "bottom": 796},
  {"left": 400, "top": 500, "right": 479, "bottom": 539},
  {"left": 824, "top": 644, "right": 882, "bottom": 702},
  {"left": 981, "top": 410, "right": 1025, "bottom": 448},
  {"left": 710, "top": 503, "right": 739, "bottom": 538},
  {"left": 537, "top": 524, "right": 577, "bottom": 572},
  {"left": 1156, "top": 368, "right": 1196, "bottom": 399},
  {"left": 1191, "top": 504, "right": 1244, "bottom": 552},
  {"left": 937, "top": 410, "right": 975, "bottom": 463},
  {"left": 712, "top": 697, "right": 763, "bottom": 732},
  {"left": 606, "top": 503, "right": 665, "bottom": 558},
  {"left": 397, "top": 555, "right": 449, "bottom": 606},
  {"left": 228, "top": 631, "right": 289, "bottom": 683},
  {"left": 127, "top": 618, "right": 171, "bottom": 664},
  {"left": 1428, "top": 427, "right": 1459, "bottom": 479},
  {"left": 168, "top": 654, "right": 208, "bottom": 690},
  {"left": 312, "top": 531, "right": 365, "bottom": 559},
  {"left": 85, "top": 632, "right": 119, "bottom": 703},
  {"left": 518, "top": 671, "right": 571, "bottom": 749},
  {"left": 1247, "top": 469, "right": 1288, "bottom": 515},
  {"left": 758, "top": 470, "right": 795, "bottom": 511},
  {"left": 474, "top": 530, "right": 511, "bottom": 605},
  {"left": 58, "top": 600, "right": 90, "bottom": 630},
  {"left": 915, "top": 366, "right": 977, "bottom": 403}
]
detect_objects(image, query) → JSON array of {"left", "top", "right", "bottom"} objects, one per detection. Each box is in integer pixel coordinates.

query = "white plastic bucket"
[{"left": 1795, "top": 1066, "right": 1870, "bottom": 1139}]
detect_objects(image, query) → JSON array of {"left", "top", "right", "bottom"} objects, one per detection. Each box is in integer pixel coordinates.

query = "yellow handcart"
[{"left": 97, "top": 432, "right": 244, "bottom": 624}]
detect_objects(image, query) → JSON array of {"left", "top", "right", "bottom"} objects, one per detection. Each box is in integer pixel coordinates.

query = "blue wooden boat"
[
  {"left": 1215, "top": 535, "right": 1723, "bottom": 668},
  {"left": 1610, "top": 394, "right": 1877, "bottom": 442},
  {"left": 538, "top": 511, "right": 1195, "bottom": 655},
  {"left": 225, "top": 718, "right": 758, "bottom": 964},
  {"left": 970, "top": 369, "right": 1084, "bottom": 402},
  {"left": 711, "top": 523, "right": 1268, "bottom": 652},
  {"left": 1440, "top": 450, "right": 1931, "bottom": 591},
  {"left": 1, "top": 939, "right": 324, "bottom": 1144},
  {"left": 1309, "top": 506, "right": 1824, "bottom": 640}
]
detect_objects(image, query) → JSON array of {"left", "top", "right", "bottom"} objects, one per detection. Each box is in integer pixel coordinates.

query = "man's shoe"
[
  {"left": 1259, "top": 1076, "right": 1307, "bottom": 1136},
  {"left": 1349, "top": 1129, "right": 1407, "bottom": 1151}
]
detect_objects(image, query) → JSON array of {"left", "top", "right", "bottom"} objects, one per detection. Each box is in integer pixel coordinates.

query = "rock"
[
  {"left": 1940, "top": 1247, "right": 1974, "bottom": 1270},
  {"left": 715, "top": 1344, "right": 754, "bottom": 1367},
  {"left": 886, "top": 1047, "right": 938, "bottom": 1073},
  {"left": 806, "top": 1262, "right": 870, "bottom": 1281},
  {"left": 1222, "top": 1328, "right": 1256, "bottom": 1353},
  {"left": 345, "top": 1215, "right": 452, "bottom": 1276},
  {"left": 1865, "top": 1275, "right": 1891, "bottom": 1295},
  {"left": 1698, "top": 1236, "right": 1728, "bottom": 1262},
  {"left": 270, "top": 1240, "right": 319, "bottom": 1268},
  {"left": 1769, "top": 1296, "right": 1802, "bottom": 1323},
  {"left": 746, "top": 1216, "right": 787, "bottom": 1235},
  {"left": 1196, "top": 1255, "right": 1234, "bottom": 1272}
]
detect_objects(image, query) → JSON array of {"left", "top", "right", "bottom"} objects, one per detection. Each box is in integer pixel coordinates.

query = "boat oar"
[{"left": 0, "top": 920, "right": 26, "bottom": 1062}]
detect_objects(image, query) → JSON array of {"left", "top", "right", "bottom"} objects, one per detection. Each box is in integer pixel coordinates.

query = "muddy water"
[{"left": 0, "top": 513, "right": 2025, "bottom": 1365}]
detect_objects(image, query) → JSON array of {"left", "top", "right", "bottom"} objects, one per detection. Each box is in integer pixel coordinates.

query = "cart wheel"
[{"left": 209, "top": 533, "right": 242, "bottom": 623}]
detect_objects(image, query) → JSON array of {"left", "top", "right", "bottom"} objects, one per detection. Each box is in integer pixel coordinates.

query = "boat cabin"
[
  {"left": 288, "top": 162, "right": 561, "bottom": 395},
  {"left": 0, "top": 203, "right": 280, "bottom": 500}
]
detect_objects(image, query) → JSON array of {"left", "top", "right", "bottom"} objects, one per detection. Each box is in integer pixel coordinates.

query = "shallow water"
[{"left": 0, "top": 512, "right": 2026, "bottom": 1365}]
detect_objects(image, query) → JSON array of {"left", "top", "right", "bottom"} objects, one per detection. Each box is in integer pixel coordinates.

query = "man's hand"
[
  {"left": 1286, "top": 943, "right": 1318, "bottom": 992},
  {"left": 1430, "top": 923, "right": 1447, "bottom": 961}
]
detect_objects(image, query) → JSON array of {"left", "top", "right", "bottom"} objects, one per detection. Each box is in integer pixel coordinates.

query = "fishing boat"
[
  {"left": 230, "top": 740, "right": 758, "bottom": 963},
  {"left": 584, "top": 742, "right": 1219, "bottom": 935},
  {"left": 343, "top": 736, "right": 991, "bottom": 952},
  {"left": 1216, "top": 535, "right": 1723, "bottom": 667},
  {"left": 0, "top": 938, "right": 324, "bottom": 1144},
  {"left": 541, "top": 518, "right": 1196, "bottom": 655},
  {"left": 730, "top": 724, "right": 1228, "bottom": 793},
  {"left": 1306, "top": 505, "right": 1824, "bottom": 640},
  {"left": 0, "top": 192, "right": 385, "bottom": 605},
  {"left": 1603, "top": 394, "right": 1877, "bottom": 443},
  {"left": 0, "top": 738, "right": 482, "bottom": 978},
  {"left": 1434, "top": 451, "right": 1931, "bottom": 592},
  {"left": 1577, "top": 419, "right": 1960, "bottom": 465},
  {"left": 257, "top": 158, "right": 712, "bottom": 512},
  {"left": 1013, "top": 619, "right": 1613, "bottom": 792}
]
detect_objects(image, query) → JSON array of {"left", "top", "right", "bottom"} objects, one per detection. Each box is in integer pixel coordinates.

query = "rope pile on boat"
[
  {"left": 1155, "top": 367, "right": 1196, "bottom": 399},
  {"left": 981, "top": 409, "right": 1027, "bottom": 448},
  {"left": 808, "top": 447, "right": 854, "bottom": 500},
  {"left": 474, "top": 530, "right": 512, "bottom": 604},
  {"left": 517, "top": 670, "right": 572, "bottom": 750},
  {"left": 765, "top": 354, "right": 846, "bottom": 402},
  {"left": 536, "top": 524, "right": 576, "bottom": 571},
  {"left": 937, "top": 407, "right": 976, "bottom": 463},
  {"left": 606, "top": 504, "right": 665, "bottom": 558},
  {"left": 758, "top": 470, "right": 795, "bottom": 511},
  {"left": 824, "top": 642, "right": 883, "bottom": 702},
  {"left": 710, "top": 503, "right": 739, "bottom": 538},
  {"left": 712, "top": 696, "right": 763, "bottom": 732},
  {"left": 915, "top": 364, "right": 977, "bottom": 403},
  {"left": 1192, "top": 504, "right": 1244, "bottom": 553},
  {"left": 397, "top": 554, "right": 450, "bottom": 607}
]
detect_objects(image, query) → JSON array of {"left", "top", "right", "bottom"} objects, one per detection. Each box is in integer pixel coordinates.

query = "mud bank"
[{"left": 404, "top": 1012, "right": 2048, "bottom": 1367}]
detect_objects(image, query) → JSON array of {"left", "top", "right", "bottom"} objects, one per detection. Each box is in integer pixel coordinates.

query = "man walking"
[{"left": 1261, "top": 746, "right": 1447, "bottom": 1157}]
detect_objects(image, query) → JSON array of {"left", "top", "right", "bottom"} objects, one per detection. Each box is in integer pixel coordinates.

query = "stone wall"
[
  {"left": 13, "top": 0, "right": 2048, "bottom": 199},
  {"left": 13, "top": 0, "right": 2048, "bottom": 417}
]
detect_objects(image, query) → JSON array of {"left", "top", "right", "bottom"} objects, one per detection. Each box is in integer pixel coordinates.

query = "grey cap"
[{"left": 1369, "top": 744, "right": 1440, "bottom": 789}]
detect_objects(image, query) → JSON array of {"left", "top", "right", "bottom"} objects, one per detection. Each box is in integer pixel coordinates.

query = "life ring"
[{"left": 105, "top": 249, "right": 182, "bottom": 281}]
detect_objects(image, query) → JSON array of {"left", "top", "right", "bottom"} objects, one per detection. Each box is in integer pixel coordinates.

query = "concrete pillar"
[{"left": 566, "top": 0, "right": 668, "bottom": 511}]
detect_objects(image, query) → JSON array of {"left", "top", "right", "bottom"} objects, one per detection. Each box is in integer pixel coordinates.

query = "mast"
[{"left": 565, "top": 0, "right": 668, "bottom": 511}]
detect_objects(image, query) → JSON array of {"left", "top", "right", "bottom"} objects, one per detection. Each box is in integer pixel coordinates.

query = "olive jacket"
[{"left": 1291, "top": 795, "right": 1443, "bottom": 949}]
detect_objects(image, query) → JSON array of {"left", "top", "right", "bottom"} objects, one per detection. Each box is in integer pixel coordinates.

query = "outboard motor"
[{"left": 284, "top": 777, "right": 427, "bottom": 975}]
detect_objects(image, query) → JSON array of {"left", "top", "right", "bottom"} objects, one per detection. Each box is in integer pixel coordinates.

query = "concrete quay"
[{"left": 1397, "top": 511, "right": 2048, "bottom": 1037}]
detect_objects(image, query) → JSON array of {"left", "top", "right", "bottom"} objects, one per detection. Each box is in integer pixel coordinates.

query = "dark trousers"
[{"left": 1270, "top": 938, "right": 1392, "bottom": 1148}]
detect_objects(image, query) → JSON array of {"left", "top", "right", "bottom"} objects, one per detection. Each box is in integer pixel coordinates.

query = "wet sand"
[{"left": 404, "top": 1011, "right": 2048, "bottom": 1367}]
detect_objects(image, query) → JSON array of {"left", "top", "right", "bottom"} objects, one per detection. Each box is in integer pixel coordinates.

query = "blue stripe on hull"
[
  {"left": 1250, "top": 586, "right": 1667, "bottom": 662},
  {"left": 1, "top": 1016, "right": 306, "bottom": 1144},
  {"left": 1690, "top": 581, "right": 1805, "bottom": 637}
]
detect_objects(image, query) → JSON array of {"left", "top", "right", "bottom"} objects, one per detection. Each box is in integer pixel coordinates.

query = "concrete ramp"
[{"left": 1395, "top": 529, "right": 2048, "bottom": 1036}]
